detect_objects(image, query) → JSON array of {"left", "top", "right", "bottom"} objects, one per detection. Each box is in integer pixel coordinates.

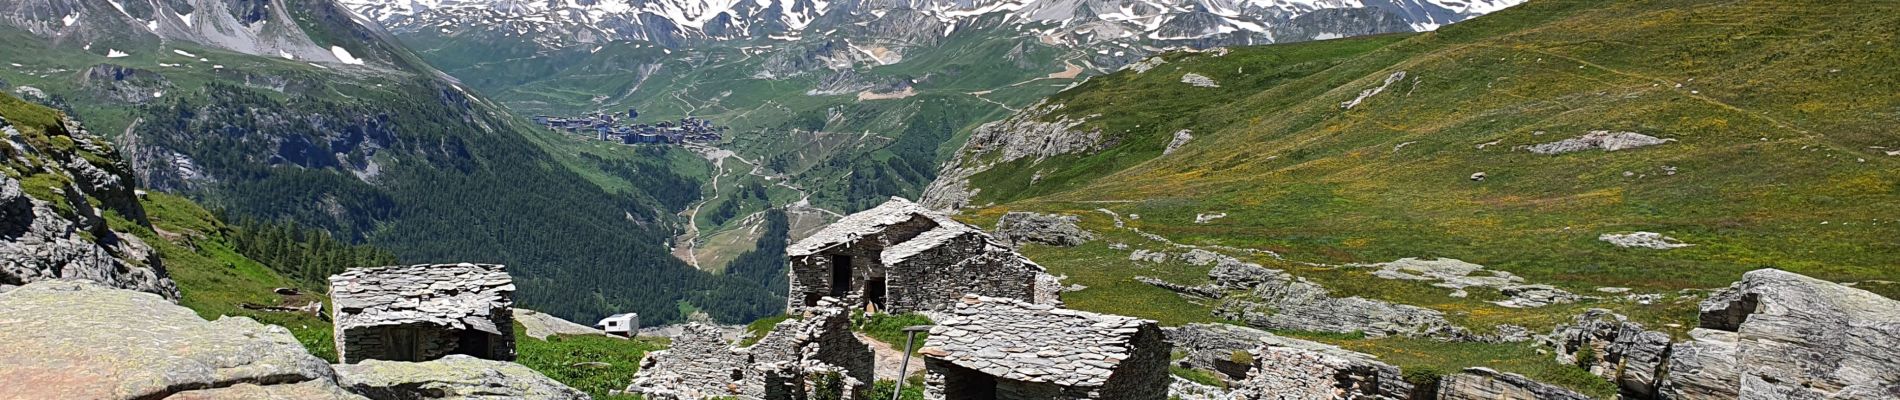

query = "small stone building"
[
  {"left": 920, "top": 295, "right": 1171, "bottom": 400},
  {"left": 330, "top": 263, "right": 516, "bottom": 364},
  {"left": 628, "top": 299, "right": 875, "bottom": 400},
  {"left": 787, "top": 197, "right": 1054, "bottom": 314}
]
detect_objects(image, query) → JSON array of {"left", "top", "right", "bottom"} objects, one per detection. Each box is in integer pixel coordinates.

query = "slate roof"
[
  {"left": 788, "top": 197, "right": 961, "bottom": 257},
  {"left": 330, "top": 263, "right": 514, "bottom": 335},
  {"left": 921, "top": 295, "right": 1154, "bottom": 387}
]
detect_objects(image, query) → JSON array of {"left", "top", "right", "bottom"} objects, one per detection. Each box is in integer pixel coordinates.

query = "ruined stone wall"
[
  {"left": 787, "top": 235, "right": 884, "bottom": 312},
  {"left": 887, "top": 233, "right": 1040, "bottom": 313},
  {"left": 631, "top": 304, "right": 874, "bottom": 400}
]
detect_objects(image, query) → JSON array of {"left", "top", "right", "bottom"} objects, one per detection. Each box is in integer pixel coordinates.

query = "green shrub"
[{"left": 1229, "top": 349, "right": 1254, "bottom": 366}]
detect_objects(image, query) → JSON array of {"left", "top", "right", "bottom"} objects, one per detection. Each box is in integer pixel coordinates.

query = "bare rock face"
[
  {"left": 2, "top": 113, "right": 176, "bottom": 299},
  {"left": 333, "top": 355, "right": 590, "bottom": 400},
  {"left": 1662, "top": 268, "right": 1900, "bottom": 399},
  {"left": 921, "top": 104, "right": 1104, "bottom": 210},
  {"left": 1436, "top": 368, "right": 1591, "bottom": 400},
  {"left": 994, "top": 211, "right": 1094, "bottom": 247},
  {"left": 0, "top": 280, "right": 359, "bottom": 400},
  {"left": 1546, "top": 309, "right": 1671, "bottom": 398}
]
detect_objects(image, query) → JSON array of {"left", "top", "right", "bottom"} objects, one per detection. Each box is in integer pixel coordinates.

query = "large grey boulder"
[
  {"left": 333, "top": 355, "right": 590, "bottom": 400},
  {"left": 993, "top": 211, "right": 1094, "bottom": 247},
  {"left": 1546, "top": 309, "right": 1671, "bottom": 398},
  {"left": 1663, "top": 268, "right": 1900, "bottom": 399},
  {"left": 1436, "top": 368, "right": 1591, "bottom": 400},
  {"left": 0, "top": 280, "right": 358, "bottom": 400}
]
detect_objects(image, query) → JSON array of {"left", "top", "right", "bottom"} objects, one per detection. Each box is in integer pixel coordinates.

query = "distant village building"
[
  {"left": 627, "top": 299, "right": 875, "bottom": 399},
  {"left": 785, "top": 197, "right": 1057, "bottom": 314},
  {"left": 329, "top": 263, "right": 517, "bottom": 364},
  {"left": 597, "top": 313, "right": 640, "bottom": 337},
  {"left": 920, "top": 295, "right": 1171, "bottom": 400}
]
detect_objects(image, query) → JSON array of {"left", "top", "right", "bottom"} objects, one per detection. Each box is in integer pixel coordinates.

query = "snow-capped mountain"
[
  {"left": 1, "top": 0, "right": 411, "bottom": 67},
  {"left": 339, "top": 0, "right": 1523, "bottom": 49}
]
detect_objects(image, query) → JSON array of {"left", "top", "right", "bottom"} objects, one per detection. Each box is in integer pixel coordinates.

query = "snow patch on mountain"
[{"left": 332, "top": 46, "right": 366, "bottom": 65}]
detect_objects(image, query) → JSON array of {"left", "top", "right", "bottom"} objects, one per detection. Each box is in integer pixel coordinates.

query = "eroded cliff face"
[
  {"left": 921, "top": 103, "right": 1106, "bottom": 211},
  {"left": 1, "top": 98, "right": 176, "bottom": 299}
]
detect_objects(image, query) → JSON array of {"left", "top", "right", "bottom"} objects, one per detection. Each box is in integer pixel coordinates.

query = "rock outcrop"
[
  {"left": 1526, "top": 131, "right": 1673, "bottom": 154},
  {"left": 1436, "top": 368, "right": 1591, "bottom": 400},
  {"left": 0, "top": 280, "right": 360, "bottom": 400},
  {"left": 1357, "top": 258, "right": 1579, "bottom": 308},
  {"left": 2, "top": 111, "right": 176, "bottom": 299},
  {"left": 1662, "top": 268, "right": 1900, "bottom": 399},
  {"left": 1546, "top": 309, "right": 1671, "bottom": 398},
  {"left": 1598, "top": 232, "right": 1691, "bottom": 249},
  {"left": 1146, "top": 250, "right": 1470, "bottom": 339},
  {"left": 333, "top": 355, "right": 590, "bottom": 400},
  {"left": 994, "top": 211, "right": 1095, "bottom": 247},
  {"left": 921, "top": 104, "right": 1105, "bottom": 210}
]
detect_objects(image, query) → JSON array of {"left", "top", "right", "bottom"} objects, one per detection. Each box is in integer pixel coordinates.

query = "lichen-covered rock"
[
  {"left": 994, "top": 211, "right": 1094, "bottom": 247},
  {"left": 1546, "top": 309, "right": 1671, "bottom": 398},
  {"left": 1436, "top": 368, "right": 1591, "bottom": 400},
  {"left": 333, "top": 355, "right": 589, "bottom": 400},
  {"left": 1662, "top": 268, "right": 1900, "bottom": 399},
  {"left": 0, "top": 280, "right": 354, "bottom": 400},
  {"left": 165, "top": 380, "right": 370, "bottom": 400}
]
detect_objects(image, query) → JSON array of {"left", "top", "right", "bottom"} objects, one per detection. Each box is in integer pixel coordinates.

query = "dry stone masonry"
[
  {"left": 787, "top": 197, "right": 1054, "bottom": 314},
  {"left": 628, "top": 300, "right": 875, "bottom": 400},
  {"left": 920, "top": 295, "right": 1171, "bottom": 400},
  {"left": 330, "top": 263, "right": 517, "bottom": 364}
]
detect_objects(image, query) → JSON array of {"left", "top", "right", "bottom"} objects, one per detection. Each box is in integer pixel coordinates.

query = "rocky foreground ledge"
[{"left": 0, "top": 280, "right": 588, "bottom": 400}]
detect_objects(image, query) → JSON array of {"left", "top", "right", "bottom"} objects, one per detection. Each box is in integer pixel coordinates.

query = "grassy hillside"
[{"left": 945, "top": 0, "right": 1900, "bottom": 394}]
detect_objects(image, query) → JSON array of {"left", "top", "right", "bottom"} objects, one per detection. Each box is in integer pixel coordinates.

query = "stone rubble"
[
  {"left": 628, "top": 300, "right": 874, "bottom": 400},
  {"left": 1598, "top": 231, "right": 1692, "bottom": 249},
  {"left": 994, "top": 211, "right": 1095, "bottom": 247},
  {"left": 1526, "top": 131, "right": 1673, "bottom": 155}
]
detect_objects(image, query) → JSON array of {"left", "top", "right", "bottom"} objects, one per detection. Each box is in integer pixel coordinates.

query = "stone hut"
[
  {"left": 329, "top": 263, "right": 516, "bottom": 364},
  {"left": 920, "top": 295, "right": 1171, "bottom": 400},
  {"left": 787, "top": 197, "right": 1054, "bottom": 314},
  {"left": 628, "top": 299, "right": 876, "bottom": 400}
]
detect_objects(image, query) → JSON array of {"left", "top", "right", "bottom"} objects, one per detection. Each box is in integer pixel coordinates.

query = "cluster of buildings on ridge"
[
  {"left": 532, "top": 108, "right": 725, "bottom": 145},
  {"left": 323, "top": 197, "right": 1173, "bottom": 400}
]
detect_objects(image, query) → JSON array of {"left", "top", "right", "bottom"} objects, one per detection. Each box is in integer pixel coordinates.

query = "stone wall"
[
  {"left": 629, "top": 302, "right": 874, "bottom": 400},
  {"left": 886, "top": 230, "right": 1044, "bottom": 313}
]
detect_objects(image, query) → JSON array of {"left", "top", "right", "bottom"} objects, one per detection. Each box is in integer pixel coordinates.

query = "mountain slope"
[
  {"left": 0, "top": 0, "right": 781, "bottom": 324},
  {"left": 927, "top": 0, "right": 1899, "bottom": 391}
]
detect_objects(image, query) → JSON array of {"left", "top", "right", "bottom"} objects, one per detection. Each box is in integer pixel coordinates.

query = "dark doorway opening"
[
  {"left": 453, "top": 329, "right": 493, "bottom": 359},
  {"left": 384, "top": 326, "right": 419, "bottom": 361},
  {"left": 938, "top": 362, "right": 999, "bottom": 400},
  {"left": 829, "top": 254, "right": 853, "bottom": 298},
  {"left": 865, "top": 276, "right": 888, "bottom": 312}
]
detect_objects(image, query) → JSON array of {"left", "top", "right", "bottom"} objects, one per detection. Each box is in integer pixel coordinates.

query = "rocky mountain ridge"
[{"left": 341, "top": 0, "right": 1522, "bottom": 50}]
